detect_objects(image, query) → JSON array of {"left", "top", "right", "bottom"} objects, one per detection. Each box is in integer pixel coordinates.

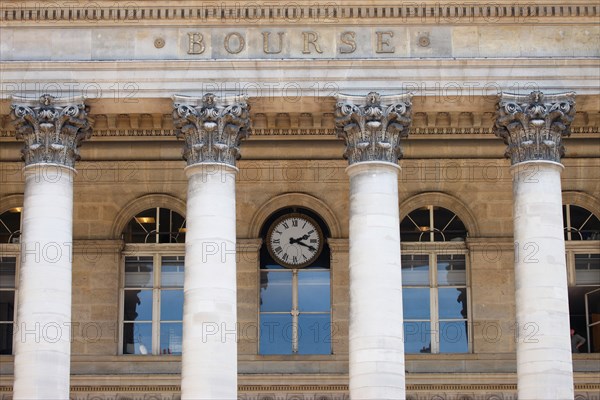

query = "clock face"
[{"left": 267, "top": 214, "right": 324, "bottom": 268}]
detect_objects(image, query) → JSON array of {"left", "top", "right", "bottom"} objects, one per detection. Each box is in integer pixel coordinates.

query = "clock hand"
[{"left": 295, "top": 240, "right": 316, "bottom": 252}]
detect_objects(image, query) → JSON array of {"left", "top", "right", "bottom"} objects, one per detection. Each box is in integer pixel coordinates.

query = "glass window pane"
[
  {"left": 0, "top": 291, "right": 15, "bottom": 322},
  {"left": 439, "top": 288, "right": 468, "bottom": 319},
  {"left": 260, "top": 271, "right": 292, "bottom": 312},
  {"left": 298, "top": 271, "right": 330, "bottom": 312},
  {"left": 260, "top": 313, "right": 293, "bottom": 355},
  {"left": 125, "top": 257, "right": 154, "bottom": 288},
  {"left": 437, "top": 255, "right": 466, "bottom": 285},
  {"left": 160, "top": 322, "right": 182, "bottom": 355},
  {"left": 439, "top": 321, "right": 469, "bottom": 353},
  {"left": 160, "top": 290, "right": 183, "bottom": 321},
  {"left": 0, "top": 257, "right": 16, "bottom": 288},
  {"left": 298, "top": 314, "right": 331, "bottom": 355},
  {"left": 402, "top": 288, "right": 430, "bottom": 319},
  {"left": 404, "top": 321, "right": 431, "bottom": 353},
  {"left": 161, "top": 256, "right": 184, "bottom": 287},
  {"left": 575, "top": 254, "right": 600, "bottom": 285},
  {"left": 401, "top": 254, "right": 430, "bottom": 285},
  {"left": 0, "top": 322, "right": 13, "bottom": 355},
  {"left": 122, "top": 322, "right": 152, "bottom": 355},
  {"left": 123, "top": 289, "right": 153, "bottom": 321}
]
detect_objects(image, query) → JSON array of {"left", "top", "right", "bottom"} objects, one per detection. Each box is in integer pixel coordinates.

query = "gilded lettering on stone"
[
  {"left": 262, "top": 32, "right": 285, "bottom": 54},
  {"left": 187, "top": 32, "right": 205, "bottom": 54},
  {"left": 302, "top": 31, "right": 323, "bottom": 54},
  {"left": 339, "top": 31, "right": 357, "bottom": 54},
  {"left": 224, "top": 32, "right": 245, "bottom": 54},
  {"left": 494, "top": 91, "right": 576, "bottom": 165},
  {"left": 376, "top": 31, "right": 395, "bottom": 53}
]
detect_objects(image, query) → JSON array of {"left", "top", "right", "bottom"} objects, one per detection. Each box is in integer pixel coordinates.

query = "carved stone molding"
[
  {"left": 172, "top": 93, "right": 251, "bottom": 167},
  {"left": 1, "top": 3, "right": 598, "bottom": 24},
  {"left": 335, "top": 91, "right": 412, "bottom": 165},
  {"left": 9, "top": 94, "right": 93, "bottom": 168},
  {"left": 494, "top": 91, "right": 576, "bottom": 165}
]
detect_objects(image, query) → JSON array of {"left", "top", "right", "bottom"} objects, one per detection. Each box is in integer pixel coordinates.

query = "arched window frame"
[
  {"left": 258, "top": 206, "right": 333, "bottom": 356},
  {"left": 0, "top": 203, "right": 22, "bottom": 356},
  {"left": 119, "top": 206, "right": 186, "bottom": 356},
  {"left": 400, "top": 205, "right": 471, "bottom": 354},
  {"left": 562, "top": 200, "right": 600, "bottom": 353}
]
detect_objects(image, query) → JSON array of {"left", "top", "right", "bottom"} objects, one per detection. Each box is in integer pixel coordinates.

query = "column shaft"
[
  {"left": 347, "top": 162, "right": 405, "bottom": 400},
  {"left": 181, "top": 164, "right": 238, "bottom": 399},
  {"left": 13, "top": 165, "right": 74, "bottom": 399},
  {"left": 512, "top": 161, "right": 573, "bottom": 399}
]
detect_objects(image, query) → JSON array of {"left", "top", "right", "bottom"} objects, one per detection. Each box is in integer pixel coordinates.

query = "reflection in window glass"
[
  {"left": 438, "top": 288, "right": 468, "bottom": 320},
  {"left": 123, "top": 290, "right": 152, "bottom": 321},
  {"left": 260, "top": 271, "right": 293, "bottom": 312},
  {"left": 260, "top": 314, "right": 293, "bottom": 355},
  {"left": 574, "top": 254, "right": 600, "bottom": 285},
  {"left": 402, "top": 288, "right": 430, "bottom": 320},
  {"left": 160, "top": 323, "right": 182, "bottom": 355},
  {"left": 298, "top": 314, "right": 331, "bottom": 354},
  {"left": 122, "top": 254, "right": 184, "bottom": 355},
  {"left": 437, "top": 255, "right": 466, "bottom": 286},
  {"left": 123, "top": 322, "right": 152, "bottom": 355},
  {"left": 404, "top": 322, "right": 431, "bottom": 353},
  {"left": 401, "top": 254, "right": 430, "bottom": 285},
  {"left": 298, "top": 272, "right": 330, "bottom": 312},
  {"left": 439, "top": 321, "right": 469, "bottom": 353}
]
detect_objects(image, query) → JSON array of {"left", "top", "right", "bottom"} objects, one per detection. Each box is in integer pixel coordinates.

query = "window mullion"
[
  {"left": 292, "top": 269, "right": 299, "bottom": 354},
  {"left": 430, "top": 252, "right": 439, "bottom": 354},
  {"left": 153, "top": 253, "right": 160, "bottom": 355}
]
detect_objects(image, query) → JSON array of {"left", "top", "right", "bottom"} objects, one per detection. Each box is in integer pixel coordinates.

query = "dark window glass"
[
  {"left": 0, "top": 209, "right": 21, "bottom": 244},
  {"left": 401, "top": 254, "right": 429, "bottom": 285},
  {"left": 439, "top": 288, "right": 468, "bottom": 319},
  {"left": 123, "top": 289, "right": 152, "bottom": 321},
  {"left": 122, "top": 322, "right": 152, "bottom": 355},
  {"left": 160, "top": 322, "right": 182, "bottom": 355},
  {"left": 437, "top": 255, "right": 466, "bottom": 285},
  {"left": 160, "top": 290, "right": 183, "bottom": 321}
]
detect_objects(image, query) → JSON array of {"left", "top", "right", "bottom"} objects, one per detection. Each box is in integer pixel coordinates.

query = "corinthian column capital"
[
  {"left": 335, "top": 92, "right": 412, "bottom": 165},
  {"left": 172, "top": 93, "right": 251, "bottom": 167},
  {"left": 494, "top": 91, "right": 576, "bottom": 165},
  {"left": 10, "top": 94, "right": 93, "bottom": 168}
]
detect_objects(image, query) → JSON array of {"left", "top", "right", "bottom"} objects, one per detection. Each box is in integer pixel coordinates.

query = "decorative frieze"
[
  {"left": 172, "top": 93, "right": 251, "bottom": 167},
  {"left": 335, "top": 91, "right": 412, "bottom": 165},
  {"left": 9, "top": 94, "right": 93, "bottom": 168},
  {"left": 494, "top": 91, "right": 576, "bottom": 165}
]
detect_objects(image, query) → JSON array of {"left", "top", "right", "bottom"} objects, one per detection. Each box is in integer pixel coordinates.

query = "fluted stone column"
[
  {"left": 173, "top": 94, "right": 250, "bottom": 399},
  {"left": 335, "top": 92, "right": 412, "bottom": 400},
  {"left": 9, "top": 95, "right": 92, "bottom": 399},
  {"left": 495, "top": 91, "right": 576, "bottom": 400}
]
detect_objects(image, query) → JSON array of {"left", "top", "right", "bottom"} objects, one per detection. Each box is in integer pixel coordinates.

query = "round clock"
[{"left": 267, "top": 213, "right": 324, "bottom": 268}]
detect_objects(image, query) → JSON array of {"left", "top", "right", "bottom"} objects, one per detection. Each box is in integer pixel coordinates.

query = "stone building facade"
[{"left": 0, "top": 1, "right": 599, "bottom": 399}]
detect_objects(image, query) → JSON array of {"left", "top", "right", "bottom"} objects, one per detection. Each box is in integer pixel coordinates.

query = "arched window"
[
  {"left": 0, "top": 207, "right": 21, "bottom": 355},
  {"left": 400, "top": 205, "right": 469, "bottom": 354},
  {"left": 121, "top": 207, "right": 185, "bottom": 355},
  {"left": 259, "top": 207, "right": 331, "bottom": 355},
  {"left": 564, "top": 204, "right": 600, "bottom": 353}
]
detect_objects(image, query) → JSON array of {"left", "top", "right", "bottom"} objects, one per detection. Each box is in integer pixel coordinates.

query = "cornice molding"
[
  {"left": 1, "top": 3, "right": 598, "bottom": 25},
  {"left": 1, "top": 110, "right": 598, "bottom": 139}
]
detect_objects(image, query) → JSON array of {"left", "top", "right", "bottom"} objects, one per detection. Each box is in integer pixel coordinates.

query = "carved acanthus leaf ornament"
[
  {"left": 10, "top": 94, "right": 93, "bottom": 168},
  {"left": 172, "top": 93, "right": 251, "bottom": 167},
  {"left": 335, "top": 92, "right": 412, "bottom": 165},
  {"left": 494, "top": 91, "right": 576, "bottom": 164}
]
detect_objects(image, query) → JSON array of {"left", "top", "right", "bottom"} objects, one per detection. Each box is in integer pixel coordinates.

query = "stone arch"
[
  {"left": 0, "top": 194, "right": 24, "bottom": 213},
  {"left": 247, "top": 192, "right": 342, "bottom": 238},
  {"left": 399, "top": 191, "right": 480, "bottom": 238},
  {"left": 562, "top": 191, "right": 600, "bottom": 218},
  {"left": 110, "top": 194, "right": 186, "bottom": 239}
]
